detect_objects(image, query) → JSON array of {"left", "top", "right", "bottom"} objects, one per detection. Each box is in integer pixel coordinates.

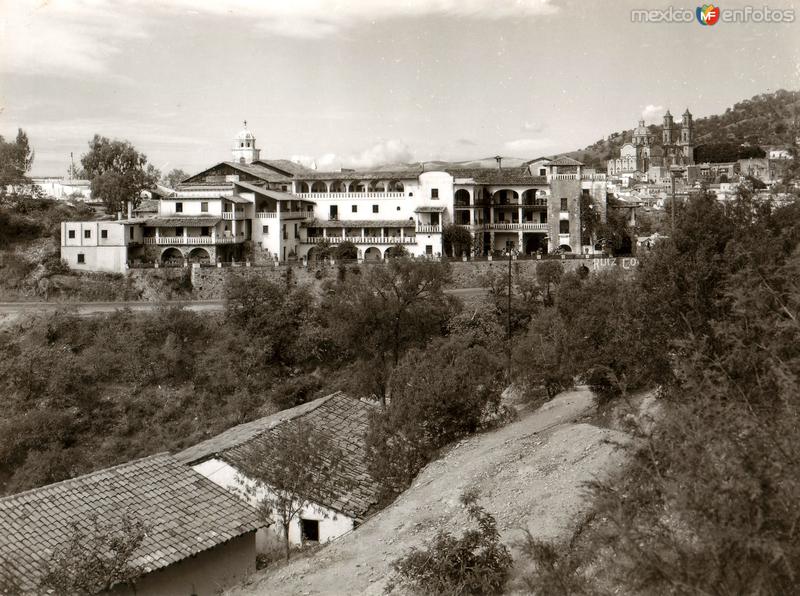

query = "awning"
[
  {"left": 414, "top": 206, "right": 446, "bottom": 213},
  {"left": 145, "top": 217, "right": 221, "bottom": 227},
  {"left": 225, "top": 194, "right": 252, "bottom": 204}
]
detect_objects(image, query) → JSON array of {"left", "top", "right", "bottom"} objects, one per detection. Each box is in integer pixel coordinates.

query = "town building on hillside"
[
  {"left": 60, "top": 123, "right": 609, "bottom": 272},
  {"left": 607, "top": 109, "right": 695, "bottom": 178},
  {"left": 175, "top": 392, "right": 380, "bottom": 552},
  {"left": 0, "top": 453, "right": 262, "bottom": 596}
]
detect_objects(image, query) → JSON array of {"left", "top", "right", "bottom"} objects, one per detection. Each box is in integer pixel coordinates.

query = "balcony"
[
  {"left": 303, "top": 236, "right": 416, "bottom": 245},
  {"left": 254, "top": 212, "right": 278, "bottom": 219},
  {"left": 417, "top": 224, "right": 441, "bottom": 233},
  {"left": 474, "top": 223, "right": 548, "bottom": 231},
  {"left": 222, "top": 211, "right": 246, "bottom": 220},
  {"left": 143, "top": 236, "right": 243, "bottom": 245},
  {"left": 296, "top": 192, "right": 405, "bottom": 199}
]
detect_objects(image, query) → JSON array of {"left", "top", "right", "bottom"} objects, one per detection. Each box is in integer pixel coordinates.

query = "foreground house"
[
  {"left": 0, "top": 453, "right": 262, "bottom": 595},
  {"left": 60, "top": 123, "right": 609, "bottom": 272},
  {"left": 175, "top": 391, "right": 380, "bottom": 550}
]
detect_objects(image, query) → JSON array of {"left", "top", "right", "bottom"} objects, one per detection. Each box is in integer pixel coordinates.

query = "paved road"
[{"left": 0, "top": 288, "right": 489, "bottom": 318}]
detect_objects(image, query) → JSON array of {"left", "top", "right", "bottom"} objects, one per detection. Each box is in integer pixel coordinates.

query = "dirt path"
[{"left": 231, "top": 387, "right": 629, "bottom": 595}]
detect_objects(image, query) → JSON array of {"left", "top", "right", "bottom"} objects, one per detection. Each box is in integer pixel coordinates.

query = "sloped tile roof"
[
  {"left": 253, "top": 159, "right": 316, "bottom": 176},
  {"left": 301, "top": 218, "right": 415, "bottom": 228},
  {"left": 447, "top": 167, "right": 547, "bottom": 185},
  {"left": 234, "top": 181, "right": 298, "bottom": 201},
  {"left": 176, "top": 393, "right": 381, "bottom": 521},
  {"left": 0, "top": 453, "right": 262, "bottom": 593},
  {"left": 296, "top": 168, "right": 423, "bottom": 181},
  {"left": 548, "top": 156, "right": 584, "bottom": 166},
  {"left": 145, "top": 217, "right": 221, "bottom": 227}
]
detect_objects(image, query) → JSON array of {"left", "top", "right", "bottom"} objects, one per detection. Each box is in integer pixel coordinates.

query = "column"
[
  {"left": 518, "top": 206, "right": 523, "bottom": 224},
  {"left": 183, "top": 227, "right": 188, "bottom": 245},
  {"left": 518, "top": 231, "right": 523, "bottom": 253}
]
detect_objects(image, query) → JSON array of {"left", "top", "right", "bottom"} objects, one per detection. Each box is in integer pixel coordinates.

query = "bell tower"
[
  {"left": 679, "top": 109, "right": 694, "bottom": 164},
  {"left": 231, "top": 121, "right": 261, "bottom": 164},
  {"left": 662, "top": 110, "right": 674, "bottom": 145}
]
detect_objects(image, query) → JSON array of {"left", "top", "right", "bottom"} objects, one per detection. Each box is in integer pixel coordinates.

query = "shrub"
[{"left": 387, "top": 489, "right": 513, "bottom": 596}]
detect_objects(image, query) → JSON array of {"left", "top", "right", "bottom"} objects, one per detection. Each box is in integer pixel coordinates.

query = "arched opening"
[
  {"left": 349, "top": 181, "right": 366, "bottom": 193},
  {"left": 161, "top": 247, "right": 183, "bottom": 265},
  {"left": 310, "top": 181, "right": 327, "bottom": 193},
  {"left": 299, "top": 182, "right": 310, "bottom": 193},
  {"left": 454, "top": 189, "right": 471, "bottom": 207},
  {"left": 306, "top": 247, "right": 318, "bottom": 262},
  {"left": 187, "top": 247, "right": 211, "bottom": 264},
  {"left": 525, "top": 235, "right": 546, "bottom": 255},
  {"left": 330, "top": 180, "right": 346, "bottom": 193},
  {"left": 492, "top": 189, "right": 519, "bottom": 205},
  {"left": 559, "top": 244, "right": 572, "bottom": 253},
  {"left": 387, "top": 180, "right": 404, "bottom": 192},
  {"left": 369, "top": 181, "right": 386, "bottom": 192},
  {"left": 364, "top": 247, "right": 382, "bottom": 261},
  {"left": 521, "top": 189, "right": 539, "bottom": 204}
]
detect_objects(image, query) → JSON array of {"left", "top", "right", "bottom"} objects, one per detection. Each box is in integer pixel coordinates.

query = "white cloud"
[
  {"left": 292, "top": 139, "right": 415, "bottom": 170},
  {"left": 521, "top": 121, "right": 545, "bottom": 133},
  {"left": 503, "top": 138, "right": 553, "bottom": 155},
  {"left": 641, "top": 104, "right": 665, "bottom": 122},
  {"left": 1, "top": 0, "right": 558, "bottom": 75}
]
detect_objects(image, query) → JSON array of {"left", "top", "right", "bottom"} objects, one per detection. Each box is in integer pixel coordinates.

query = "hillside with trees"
[{"left": 571, "top": 89, "right": 800, "bottom": 167}]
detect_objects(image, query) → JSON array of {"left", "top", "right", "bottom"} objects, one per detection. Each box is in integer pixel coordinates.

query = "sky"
[{"left": 1, "top": 0, "right": 799, "bottom": 176}]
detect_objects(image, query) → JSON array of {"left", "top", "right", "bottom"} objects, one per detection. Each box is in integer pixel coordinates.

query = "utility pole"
[
  {"left": 670, "top": 168, "right": 676, "bottom": 233},
  {"left": 506, "top": 240, "right": 512, "bottom": 381}
]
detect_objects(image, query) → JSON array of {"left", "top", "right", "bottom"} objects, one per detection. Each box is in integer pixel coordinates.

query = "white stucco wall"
[
  {"left": 192, "top": 458, "right": 355, "bottom": 550},
  {"left": 61, "top": 221, "right": 130, "bottom": 273}
]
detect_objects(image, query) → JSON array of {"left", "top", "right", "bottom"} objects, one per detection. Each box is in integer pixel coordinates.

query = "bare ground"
[{"left": 230, "top": 387, "right": 631, "bottom": 596}]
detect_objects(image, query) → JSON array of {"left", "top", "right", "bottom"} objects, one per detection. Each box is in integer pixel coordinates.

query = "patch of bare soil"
[{"left": 229, "top": 387, "right": 631, "bottom": 596}]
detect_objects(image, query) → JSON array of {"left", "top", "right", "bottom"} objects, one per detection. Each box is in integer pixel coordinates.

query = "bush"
[{"left": 387, "top": 489, "right": 513, "bottom": 596}]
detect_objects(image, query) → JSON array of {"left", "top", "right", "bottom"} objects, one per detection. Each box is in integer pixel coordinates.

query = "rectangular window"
[
  {"left": 329, "top": 205, "right": 338, "bottom": 220},
  {"left": 176, "top": 202, "right": 183, "bottom": 213},
  {"left": 539, "top": 168, "right": 546, "bottom": 176},
  {"left": 201, "top": 202, "right": 208, "bottom": 213},
  {"left": 351, "top": 205, "right": 357, "bottom": 213},
  {"left": 175, "top": 227, "right": 183, "bottom": 236},
  {"left": 68, "top": 230, "right": 75, "bottom": 239},
  {"left": 129, "top": 227, "right": 134, "bottom": 239},
  {"left": 294, "top": 223, "right": 299, "bottom": 239},
  {"left": 84, "top": 230, "right": 91, "bottom": 239},
  {"left": 430, "top": 213, "right": 440, "bottom": 226},
  {"left": 372, "top": 204, "right": 379, "bottom": 213},
  {"left": 101, "top": 229, "right": 108, "bottom": 239},
  {"left": 431, "top": 188, "right": 439, "bottom": 199},
  {"left": 282, "top": 224, "right": 287, "bottom": 240},
  {"left": 560, "top": 198, "right": 568, "bottom": 211},
  {"left": 201, "top": 226, "right": 209, "bottom": 236},
  {"left": 77, "top": 254, "right": 85, "bottom": 264},
  {"left": 560, "top": 220, "right": 570, "bottom": 234},
  {"left": 262, "top": 225, "right": 269, "bottom": 234},
  {"left": 426, "top": 245, "right": 433, "bottom": 255},
  {"left": 301, "top": 519, "right": 320, "bottom": 543}
]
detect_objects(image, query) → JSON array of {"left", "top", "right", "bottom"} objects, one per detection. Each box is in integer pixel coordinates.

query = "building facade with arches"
[{"left": 61, "top": 125, "right": 607, "bottom": 272}]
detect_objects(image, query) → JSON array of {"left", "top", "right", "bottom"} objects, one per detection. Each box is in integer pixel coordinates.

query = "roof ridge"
[{"left": 0, "top": 452, "right": 171, "bottom": 503}]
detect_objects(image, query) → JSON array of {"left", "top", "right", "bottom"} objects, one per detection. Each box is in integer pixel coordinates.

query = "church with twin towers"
[{"left": 607, "top": 109, "right": 695, "bottom": 176}]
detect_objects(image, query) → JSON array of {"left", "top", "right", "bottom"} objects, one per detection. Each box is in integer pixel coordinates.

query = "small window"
[
  {"left": 352, "top": 205, "right": 357, "bottom": 213},
  {"left": 68, "top": 230, "right": 75, "bottom": 239},
  {"left": 560, "top": 198, "right": 568, "bottom": 211},
  {"left": 425, "top": 245, "right": 433, "bottom": 255},
  {"left": 397, "top": 206, "right": 401, "bottom": 211},
  {"left": 262, "top": 225, "right": 269, "bottom": 234},
  {"left": 560, "top": 220, "right": 570, "bottom": 234},
  {"left": 176, "top": 202, "right": 183, "bottom": 213},
  {"left": 431, "top": 188, "right": 439, "bottom": 199},
  {"left": 201, "top": 202, "right": 208, "bottom": 213},
  {"left": 129, "top": 227, "right": 134, "bottom": 239},
  {"left": 175, "top": 227, "right": 183, "bottom": 236},
  {"left": 100, "top": 229, "right": 108, "bottom": 239},
  {"left": 84, "top": 230, "right": 91, "bottom": 239},
  {"left": 372, "top": 205, "right": 379, "bottom": 214},
  {"left": 77, "top": 254, "right": 85, "bottom": 264},
  {"left": 282, "top": 185, "right": 288, "bottom": 191},
  {"left": 301, "top": 519, "right": 320, "bottom": 542},
  {"left": 539, "top": 168, "right": 546, "bottom": 176},
  {"left": 201, "top": 226, "right": 209, "bottom": 235}
]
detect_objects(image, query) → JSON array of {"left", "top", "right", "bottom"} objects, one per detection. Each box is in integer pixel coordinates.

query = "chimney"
[
  {"left": 127, "top": 201, "right": 132, "bottom": 220},
  {"left": 494, "top": 155, "right": 503, "bottom": 170}
]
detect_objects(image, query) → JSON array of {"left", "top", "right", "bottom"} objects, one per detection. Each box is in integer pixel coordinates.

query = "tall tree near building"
[
  {"left": 0, "top": 129, "right": 35, "bottom": 198},
  {"left": 161, "top": 168, "right": 189, "bottom": 189},
  {"left": 235, "top": 421, "right": 350, "bottom": 561},
  {"left": 80, "top": 135, "right": 159, "bottom": 213}
]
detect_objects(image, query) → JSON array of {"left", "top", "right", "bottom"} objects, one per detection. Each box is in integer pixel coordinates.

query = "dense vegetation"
[{"left": 571, "top": 89, "right": 800, "bottom": 167}]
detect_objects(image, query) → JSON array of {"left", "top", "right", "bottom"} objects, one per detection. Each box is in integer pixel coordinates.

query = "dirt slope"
[{"left": 230, "top": 388, "right": 630, "bottom": 595}]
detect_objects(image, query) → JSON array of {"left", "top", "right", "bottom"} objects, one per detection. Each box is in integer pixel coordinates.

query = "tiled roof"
[
  {"left": 548, "top": 156, "right": 584, "bottom": 166},
  {"left": 175, "top": 396, "right": 336, "bottom": 465},
  {"left": 134, "top": 198, "right": 159, "bottom": 213},
  {"left": 296, "top": 168, "right": 423, "bottom": 181},
  {"left": 145, "top": 217, "right": 221, "bottom": 227},
  {"left": 224, "top": 393, "right": 381, "bottom": 521},
  {"left": 414, "top": 206, "right": 446, "bottom": 213},
  {"left": 253, "top": 159, "right": 316, "bottom": 176},
  {"left": 302, "top": 218, "right": 415, "bottom": 228},
  {"left": 225, "top": 194, "right": 252, "bottom": 204},
  {"left": 447, "top": 167, "right": 547, "bottom": 185},
  {"left": 234, "top": 181, "right": 298, "bottom": 201},
  {"left": 184, "top": 162, "right": 292, "bottom": 184},
  {"left": 176, "top": 393, "right": 381, "bottom": 521},
  {"left": 0, "top": 454, "right": 262, "bottom": 593}
]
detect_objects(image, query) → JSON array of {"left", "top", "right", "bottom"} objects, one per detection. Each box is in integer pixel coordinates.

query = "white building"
[
  {"left": 175, "top": 392, "right": 380, "bottom": 552},
  {"left": 61, "top": 124, "right": 608, "bottom": 272}
]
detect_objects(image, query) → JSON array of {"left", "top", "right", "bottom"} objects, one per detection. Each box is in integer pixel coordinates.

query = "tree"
[
  {"left": 388, "top": 489, "right": 513, "bottom": 595},
  {"left": 385, "top": 244, "right": 409, "bottom": 259},
  {"left": 325, "top": 258, "right": 456, "bottom": 403},
  {"left": 535, "top": 260, "right": 563, "bottom": 306},
  {"left": 596, "top": 197, "right": 633, "bottom": 255},
  {"left": 579, "top": 193, "right": 600, "bottom": 247},
  {"left": 443, "top": 223, "right": 473, "bottom": 257},
  {"left": 334, "top": 240, "right": 358, "bottom": 261},
  {"left": 81, "top": 135, "right": 159, "bottom": 212},
  {"left": 0, "top": 129, "right": 35, "bottom": 199},
  {"left": 161, "top": 168, "right": 188, "bottom": 189},
  {"left": 235, "top": 421, "right": 350, "bottom": 561},
  {"left": 39, "top": 513, "right": 147, "bottom": 595}
]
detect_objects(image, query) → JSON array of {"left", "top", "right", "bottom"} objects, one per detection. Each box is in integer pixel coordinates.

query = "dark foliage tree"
[
  {"left": 0, "top": 129, "right": 35, "bottom": 199},
  {"left": 579, "top": 193, "right": 600, "bottom": 247},
  {"left": 81, "top": 135, "right": 159, "bottom": 212},
  {"left": 596, "top": 197, "right": 633, "bottom": 255},
  {"left": 39, "top": 513, "right": 147, "bottom": 595},
  {"left": 443, "top": 223, "right": 473, "bottom": 257},
  {"left": 161, "top": 168, "right": 189, "bottom": 189},
  {"left": 334, "top": 240, "right": 358, "bottom": 260}
]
